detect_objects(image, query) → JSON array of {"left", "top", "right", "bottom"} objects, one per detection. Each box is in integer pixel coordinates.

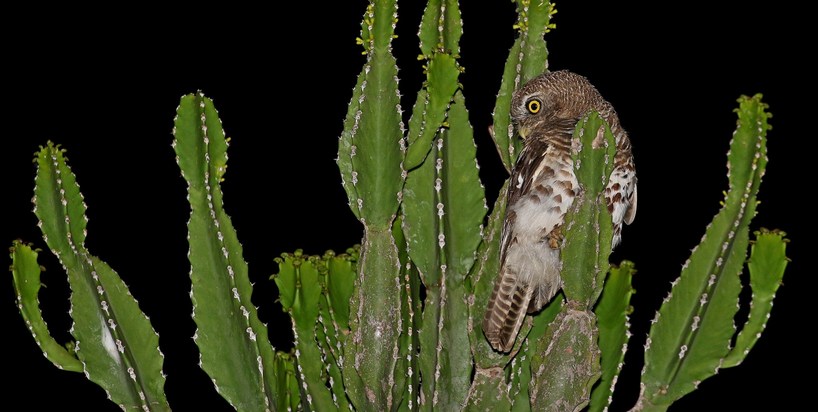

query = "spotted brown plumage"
[{"left": 483, "top": 70, "right": 637, "bottom": 352}]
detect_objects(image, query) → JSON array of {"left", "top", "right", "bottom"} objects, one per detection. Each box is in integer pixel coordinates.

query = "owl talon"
[{"left": 547, "top": 227, "right": 563, "bottom": 249}]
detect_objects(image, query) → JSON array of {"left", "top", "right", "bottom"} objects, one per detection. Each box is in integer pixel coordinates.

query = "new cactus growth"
[{"left": 10, "top": 1, "right": 788, "bottom": 411}]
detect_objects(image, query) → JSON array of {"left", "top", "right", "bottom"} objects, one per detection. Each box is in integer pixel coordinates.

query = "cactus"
[
  {"left": 172, "top": 94, "right": 278, "bottom": 410},
  {"left": 9, "top": 1, "right": 789, "bottom": 411},
  {"left": 12, "top": 143, "right": 170, "bottom": 410},
  {"left": 632, "top": 95, "right": 784, "bottom": 411}
]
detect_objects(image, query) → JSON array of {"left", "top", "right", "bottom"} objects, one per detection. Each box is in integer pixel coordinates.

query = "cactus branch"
[
  {"left": 173, "top": 93, "right": 276, "bottom": 410},
  {"left": 10, "top": 240, "right": 83, "bottom": 372},
  {"left": 635, "top": 95, "right": 773, "bottom": 410},
  {"left": 590, "top": 261, "right": 636, "bottom": 412},
  {"left": 32, "top": 143, "right": 168, "bottom": 410},
  {"left": 722, "top": 229, "right": 788, "bottom": 368},
  {"left": 491, "top": 0, "right": 557, "bottom": 172}
]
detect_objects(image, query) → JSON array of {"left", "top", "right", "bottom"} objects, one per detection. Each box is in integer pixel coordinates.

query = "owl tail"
[
  {"left": 483, "top": 243, "right": 562, "bottom": 352},
  {"left": 482, "top": 269, "right": 535, "bottom": 353}
]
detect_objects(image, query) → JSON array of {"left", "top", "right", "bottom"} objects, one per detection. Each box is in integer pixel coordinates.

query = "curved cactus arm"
[
  {"left": 173, "top": 93, "right": 276, "bottom": 411},
  {"left": 590, "top": 261, "right": 636, "bottom": 412},
  {"left": 403, "top": 54, "right": 459, "bottom": 172},
  {"left": 10, "top": 240, "right": 83, "bottom": 372},
  {"left": 635, "top": 95, "right": 772, "bottom": 410},
  {"left": 491, "top": 0, "right": 557, "bottom": 172},
  {"left": 561, "top": 112, "right": 616, "bottom": 307},
  {"left": 338, "top": 70, "right": 366, "bottom": 220},
  {"left": 402, "top": 91, "right": 440, "bottom": 289},
  {"left": 339, "top": 0, "right": 405, "bottom": 230},
  {"left": 404, "top": 0, "right": 461, "bottom": 171},
  {"left": 32, "top": 143, "right": 169, "bottom": 410},
  {"left": 722, "top": 229, "right": 788, "bottom": 368}
]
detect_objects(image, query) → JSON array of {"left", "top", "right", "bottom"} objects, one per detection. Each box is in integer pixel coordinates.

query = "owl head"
[{"left": 510, "top": 70, "right": 608, "bottom": 140}]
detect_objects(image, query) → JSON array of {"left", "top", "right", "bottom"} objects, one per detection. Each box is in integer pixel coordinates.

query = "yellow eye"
[{"left": 527, "top": 99, "right": 542, "bottom": 114}]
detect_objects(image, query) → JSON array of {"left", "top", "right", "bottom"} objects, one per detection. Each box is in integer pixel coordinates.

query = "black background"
[{"left": 4, "top": 2, "right": 810, "bottom": 410}]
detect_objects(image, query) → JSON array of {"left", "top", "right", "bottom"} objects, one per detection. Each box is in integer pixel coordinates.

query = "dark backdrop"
[{"left": 4, "top": 2, "right": 810, "bottom": 410}]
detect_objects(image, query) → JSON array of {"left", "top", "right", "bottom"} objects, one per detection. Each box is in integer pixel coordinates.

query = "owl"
[{"left": 483, "top": 70, "right": 637, "bottom": 352}]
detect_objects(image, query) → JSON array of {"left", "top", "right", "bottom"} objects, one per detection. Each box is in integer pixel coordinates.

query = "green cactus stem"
[
  {"left": 635, "top": 95, "right": 774, "bottom": 410},
  {"left": 400, "top": 1, "right": 486, "bottom": 409},
  {"left": 273, "top": 251, "right": 337, "bottom": 410},
  {"left": 8, "top": 2, "right": 790, "bottom": 411},
  {"left": 336, "top": 2, "right": 406, "bottom": 407},
  {"left": 524, "top": 112, "right": 617, "bottom": 410},
  {"left": 272, "top": 352, "right": 301, "bottom": 411},
  {"left": 529, "top": 309, "right": 600, "bottom": 411},
  {"left": 270, "top": 248, "right": 358, "bottom": 410},
  {"left": 404, "top": 93, "right": 485, "bottom": 410},
  {"left": 403, "top": 0, "right": 462, "bottom": 171},
  {"left": 560, "top": 112, "right": 616, "bottom": 308},
  {"left": 509, "top": 297, "right": 563, "bottom": 412},
  {"left": 10, "top": 241, "right": 83, "bottom": 372},
  {"left": 490, "top": 0, "right": 557, "bottom": 172},
  {"left": 590, "top": 261, "right": 635, "bottom": 412},
  {"left": 173, "top": 93, "right": 276, "bottom": 410},
  {"left": 722, "top": 229, "right": 788, "bottom": 368},
  {"left": 30, "top": 142, "right": 169, "bottom": 410}
]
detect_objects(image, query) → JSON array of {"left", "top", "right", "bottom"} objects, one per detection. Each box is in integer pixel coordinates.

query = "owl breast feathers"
[{"left": 483, "top": 70, "right": 637, "bottom": 352}]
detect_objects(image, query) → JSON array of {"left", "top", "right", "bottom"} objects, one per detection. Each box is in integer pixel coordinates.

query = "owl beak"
[{"left": 518, "top": 126, "right": 530, "bottom": 140}]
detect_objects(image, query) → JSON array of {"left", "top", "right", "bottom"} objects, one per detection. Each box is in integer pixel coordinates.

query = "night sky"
[{"left": 4, "top": 2, "right": 809, "bottom": 410}]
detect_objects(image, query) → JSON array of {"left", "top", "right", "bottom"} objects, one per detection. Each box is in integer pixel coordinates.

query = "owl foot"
[{"left": 547, "top": 226, "right": 563, "bottom": 249}]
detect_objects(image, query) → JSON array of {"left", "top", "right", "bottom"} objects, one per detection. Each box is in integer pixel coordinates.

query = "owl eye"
[{"left": 526, "top": 99, "right": 542, "bottom": 114}]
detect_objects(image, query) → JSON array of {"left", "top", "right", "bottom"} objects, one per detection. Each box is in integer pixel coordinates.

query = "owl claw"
[{"left": 547, "top": 226, "right": 563, "bottom": 249}]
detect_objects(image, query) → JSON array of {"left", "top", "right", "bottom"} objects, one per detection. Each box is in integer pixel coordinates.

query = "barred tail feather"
[{"left": 483, "top": 270, "right": 534, "bottom": 352}]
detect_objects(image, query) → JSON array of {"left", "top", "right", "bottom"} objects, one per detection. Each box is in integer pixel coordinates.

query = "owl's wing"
[
  {"left": 624, "top": 182, "right": 637, "bottom": 225},
  {"left": 499, "top": 140, "right": 551, "bottom": 264},
  {"left": 607, "top": 159, "right": 637, "bottom": 247},
  {"left": 485, "top": 140, "right": 553, "bottom": 352}
]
